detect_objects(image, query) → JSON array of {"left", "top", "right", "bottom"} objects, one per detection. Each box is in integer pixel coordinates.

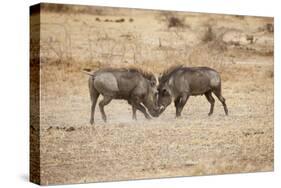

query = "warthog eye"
[{"left": 162, "top": 88, "right": 170, "bottom": 96}]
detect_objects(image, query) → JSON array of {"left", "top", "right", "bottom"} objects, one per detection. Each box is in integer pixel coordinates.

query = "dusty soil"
[
  {"left": 38, "top": 61, "right": 273, "bottom": 185},
  {"left": 31, "top": 5, "right": 274, "bottom": 185}
]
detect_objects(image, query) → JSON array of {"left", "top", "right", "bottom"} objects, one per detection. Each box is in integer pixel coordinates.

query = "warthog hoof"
[
  {"left": 175, "top": 115, "right": 182, "bottom": 119},
  {"left": 90, "top": 119, "right": 94, "bottom": 125}
]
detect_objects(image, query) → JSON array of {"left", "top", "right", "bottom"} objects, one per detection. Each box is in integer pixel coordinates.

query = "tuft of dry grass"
[{"left": 201, "top": 25, "right": 215, "bottom": 43}]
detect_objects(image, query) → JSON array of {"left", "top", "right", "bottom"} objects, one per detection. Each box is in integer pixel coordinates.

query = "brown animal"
[
  {"left": 157, "top": 65, "right": 228, "bottom": 117},
  {"left": 83, "top": 68, "right": 161, "bottom": 124}
]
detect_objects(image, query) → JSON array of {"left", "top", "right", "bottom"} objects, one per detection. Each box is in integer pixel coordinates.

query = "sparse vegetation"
[
  {"left": 258, "top": 23, "right": 274, "bottom": 33},
  {"left": 234, "top": 15, "right": 245, "bottom": 19},
  {"left": 115, "top": 18, "right": 125, "bottom": 23},
  {"left": 266, "top": 23, "right": 274, "bottom": 33},
  {"left": 201, "top": 25, "right": 215, "bottom": 42},
  {"left": 41, "top": 3, "right": 105, "bottom": 15},
  {"left": 156, "top": 11, "right": 187, "bottom": 29},
  {"left": 246, "top": 35, "right": 254, "bottom": 44},
  {"left": 31, "top": 6, "right": 274, "bottom": 185},
  {"left": 168, "top": 16, "right": 185, "bottom": 28}
]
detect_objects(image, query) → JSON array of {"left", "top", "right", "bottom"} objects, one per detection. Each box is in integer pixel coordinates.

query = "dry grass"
[
  {"left": 38, "top": 58, "right": 274, "bottom": 185},
  {"left": 32, "top": 6, "right": 274, "bottom": 185}
]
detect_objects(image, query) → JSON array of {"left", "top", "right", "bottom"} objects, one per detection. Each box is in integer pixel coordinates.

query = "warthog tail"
[{"left": 82, "top": 69, "right": 95, "bottom": 76}]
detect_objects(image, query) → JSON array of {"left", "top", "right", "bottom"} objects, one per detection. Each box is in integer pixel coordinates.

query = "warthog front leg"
[
  {"left": 174, "top": 97, "right": 180, "bottom": 108},
  {"left": 130, "top": 100, "right": 151, "bottom": 119},
  {"left": 175, "top": 94, "right": 189, "bottom": 118},
  {"left": 132, "top": 106, "right": 137, "bottom": 120},
  {"left": 128, "top": 101, "right": 137, "bottom": 120},
  {"left": 99, "top": 96, "right": 112, "bottom": 122}
]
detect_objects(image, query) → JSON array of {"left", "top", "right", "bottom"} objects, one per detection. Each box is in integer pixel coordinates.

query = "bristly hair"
[
  {"left": 84, "top": 67, "right": 156, "bottom": 83},
  {"left": 127, "top": 67, "right": 156, "bottom": 82},
  {"left": 159, "top": 65, "right": 184, "bottom": 83}
]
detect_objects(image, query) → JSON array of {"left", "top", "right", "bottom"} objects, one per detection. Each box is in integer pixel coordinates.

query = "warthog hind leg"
[
  {"left": 205, "top": 91, "right": 215, "bottom": 116},
  {"left": 213, "top": 88, "right": 228, "bottom": 115},
  {"left": 89, "top": 85, "right": 100, "bottom": 125},
  {"left": 99, "top": 96, "right": 112, "bottom": 122}
]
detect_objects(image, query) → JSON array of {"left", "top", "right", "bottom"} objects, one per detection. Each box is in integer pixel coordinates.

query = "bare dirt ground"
[
  {"left": 31, "top": 5, "right": 274, "bottom": 185},
  {"left": 39, "top": 61, "right": 273, "bottom": 185}
]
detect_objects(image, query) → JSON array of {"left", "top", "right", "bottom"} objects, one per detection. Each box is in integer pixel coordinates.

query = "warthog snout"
[{"left": 148, "top": 105, "right": 166, "bottom": 117}]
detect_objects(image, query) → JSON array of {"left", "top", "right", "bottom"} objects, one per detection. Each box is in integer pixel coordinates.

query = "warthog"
[
  {"left": 157, "top": 65, "right": 228, "bottom": 117},
  {"left": 83, "top": 68, "right": 161, "bottom": 124}
]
